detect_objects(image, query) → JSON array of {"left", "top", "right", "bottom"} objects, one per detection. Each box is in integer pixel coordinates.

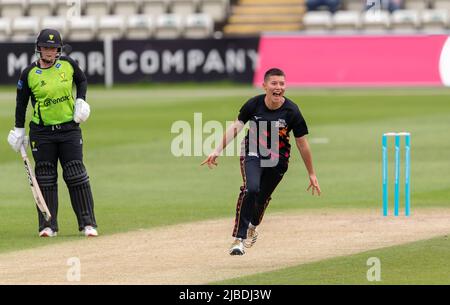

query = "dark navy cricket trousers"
[{"left": 233, "top": 156, "right": 288, "bottom": 239}]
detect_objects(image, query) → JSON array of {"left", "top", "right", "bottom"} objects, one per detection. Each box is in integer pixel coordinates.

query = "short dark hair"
[{"left": 264, "top": 68, "right": 285, "bottom": 82}]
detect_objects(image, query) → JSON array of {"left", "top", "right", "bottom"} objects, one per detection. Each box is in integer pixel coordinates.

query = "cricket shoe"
[
  {"left": 39, "top": 227, "right": 57, "bottom": 237},
  {"left": 229, "top": 238, "right": 245, "bottom": 256},
  {"left": 82, "top": 226, "right": 98, "bottom": 237},
  {"left": 244, "top": 225, "right": 258, "bottom": 248}
]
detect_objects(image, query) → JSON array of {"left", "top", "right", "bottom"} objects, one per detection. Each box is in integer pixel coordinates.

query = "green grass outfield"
[
  {"left": 0, "top": 85, "right": 449, "bottom": 283},
  {"left": 215, "top": 235, "right": 450, "bottom": 285}
]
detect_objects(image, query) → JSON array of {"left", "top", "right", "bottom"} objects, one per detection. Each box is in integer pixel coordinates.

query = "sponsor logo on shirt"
[
  {"left": 17, "top": 80, "right": 23, "bottom": 90},
  {"left": 36, "top": 70, "right": 42, "bottom": 75},
  {"left": 56, "top": 63, "right": 61, "bottom": 69},
  {"left": 275, "top": 119, "right": 287, "bottom": 128},
  {"left": 43, "top": 95, "right": 71, "bottom": 107}
]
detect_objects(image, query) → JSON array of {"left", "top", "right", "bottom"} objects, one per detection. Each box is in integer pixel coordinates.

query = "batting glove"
[
  {"left": 74, "top": 98, "right": 90, "bottom": 123},
  {"left": 7, "top": 127, "right": 29, "bottom": 152}
]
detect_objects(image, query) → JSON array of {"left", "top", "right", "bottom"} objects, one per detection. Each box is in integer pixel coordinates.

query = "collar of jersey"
[
  {"left": 263, "top": 94, "right": 287, "bottom": 112},
  {"left": 36, "top": 59, "right": 59, "bottom": 70}
]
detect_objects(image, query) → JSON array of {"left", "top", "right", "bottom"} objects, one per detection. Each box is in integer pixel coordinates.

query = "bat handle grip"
[{"left": 20, "top": 145, "right": 28, "bottom": 159}]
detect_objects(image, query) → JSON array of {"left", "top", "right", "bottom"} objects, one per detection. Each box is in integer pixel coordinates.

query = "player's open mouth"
[{"left": 273, "top": 92, "right": 282, "bottom": 97}]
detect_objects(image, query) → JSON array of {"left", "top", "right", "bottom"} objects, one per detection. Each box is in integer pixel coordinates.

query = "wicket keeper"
[
  {"left": 202, "top": 68, "right": 321, "bottom": 255},
  {"left": 7, "top": 29, "right": 98, "bottom": 237}
]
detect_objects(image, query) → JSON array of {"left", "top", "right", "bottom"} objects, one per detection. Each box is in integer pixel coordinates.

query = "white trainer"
[
  {"left": 244, "top": 225, "right": 258, "bottom": 248},
  {"left": 82, "top": 226, "right": 98, "bottom": 237},
  {"left": 229, "top": 238, "right": 245, "bottom": 256},
  {"left": 39, "top": 227, "right": 57, "bottom": 237}
]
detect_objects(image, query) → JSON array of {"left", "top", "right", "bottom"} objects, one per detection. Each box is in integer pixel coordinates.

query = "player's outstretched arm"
[
  {"left": 295, "top": 136, "right": 321, "bottom": 196},
  {"left": 201, "top": 119, "right": 244, "bottom": 169}
]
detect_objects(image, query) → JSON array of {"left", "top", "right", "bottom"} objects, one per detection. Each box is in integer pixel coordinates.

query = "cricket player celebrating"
[
  {"left": 7, "top": 29, "right": 98, "bottom": 237},
  {"left": 202, "top": 68, "right": 321, "bottom": 255}
]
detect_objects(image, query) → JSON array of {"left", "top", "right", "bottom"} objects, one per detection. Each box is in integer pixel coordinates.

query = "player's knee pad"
[
  {"left": 63, "top": 160, "right": 96, "bottom": 229},
  {"left": 63, "top": 160, "right": 89, "bottom": 187},
  {"left": 35, "top": 161, "right": 57, "bottom": 189},
  {"left": 35, "top": 162, "right": 58, "bottom": 225}
]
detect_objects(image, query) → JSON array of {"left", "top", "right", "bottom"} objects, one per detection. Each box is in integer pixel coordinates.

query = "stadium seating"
[
  {"left": 200, "top": 0, "right": 229, "bottom": 22},
  {"left": 184, "top": 13, "right": 213, "bottom": 38},
  {"left": 0, "top": 0, "right": 447, "bottom": 40},
  {"left": 41, "top": 16, "right": 67, "bottom": 37},
  {"left": 154, "top": 14, "right": 183, "bottom": 38},
  {"left": 29, "top": 0, "right": 56, "bottom": 17},
  {"left": 333, "top": 11, "right": 361, "bottom": 31},
  {"left": 85, "top": 0, "right": 112, "bottom": 17},
  {"left": 0, "top": 0, "right": 233, "bottom": 40},
  {"left": 391, "top": 10, "right": 420, "bottom": 32},
  {"left": 299, "top": 0, "right": 449, "bottom": 34},
  {"left": 404, "top": 0, "right": 429, "bottom": 10},
  {"left": 0, "top": 0, "right": 26, "bottom": 18},
  {"left": 421, "top": 9, "right": 449, "bottom": 31},
  {"left": 224, "top": 0, "right": 304, "bottom": 36},
  {"left": 11, "top": 16, "right": 39, "bottom": 41},
  {"left": 113, "top": 0, "right": 141, "bottom": 16},
  {"left": 171, "top": 0, "right": 198, "bottom": 16},
  {"left": 55, "top": 0, "right": 78, "bottom": 18},
  {"left": 97, "top": 15, "right": 126, "bottom": 39},
  {"left": 67, "top": 16, "right": 97, "bottom": 41},
  {"left": 302, "top": 11, "right": 333, "bottom": 32},
  {"left": 344, "top": 0, "right": 364, "bottom": 11},
  {"left": 0, "top": 17, "right": 10, "bottom": 40},
  {"left": 434, "top": 0, "right": 450, "bottom": 11},
  {"left": 361, "top": 10, "right": 391, "bottom": 32},
  {"left": 141, "top": 0, "right": 169, "bottom": 16},
  {"left": 126, "top": 14, "right": 154, "bottom": 39}
]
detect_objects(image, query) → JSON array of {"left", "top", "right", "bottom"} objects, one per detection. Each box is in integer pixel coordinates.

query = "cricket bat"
[{"left": 20, "top": 145, "right": 52, "bottom": 222}]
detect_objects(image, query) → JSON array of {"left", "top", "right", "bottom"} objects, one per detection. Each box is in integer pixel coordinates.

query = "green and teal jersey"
[{"left": 15, "top": 56, "right": 87, "bottom": 127}]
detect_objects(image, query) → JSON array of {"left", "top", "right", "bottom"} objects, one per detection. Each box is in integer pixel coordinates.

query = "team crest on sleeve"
[{"left": 17, "top": 80, "right": 23, "bottom": 89}]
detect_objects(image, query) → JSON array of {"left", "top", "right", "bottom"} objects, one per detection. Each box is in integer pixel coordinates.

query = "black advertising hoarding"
[
  {"left": 0, "top": 38, "right": 259, "bottom": 85},
  {"left": 0, "top": 41, "right": 105, "bottom": 85},
  {"left": 112, "top": 38, "right": 259, "bottom": 83},
  {"left": 66, "top": 41, "right": 106, "bottom": 85},
  {"left": 0, "top": 43, "right": 35, "bottom": 84}
]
